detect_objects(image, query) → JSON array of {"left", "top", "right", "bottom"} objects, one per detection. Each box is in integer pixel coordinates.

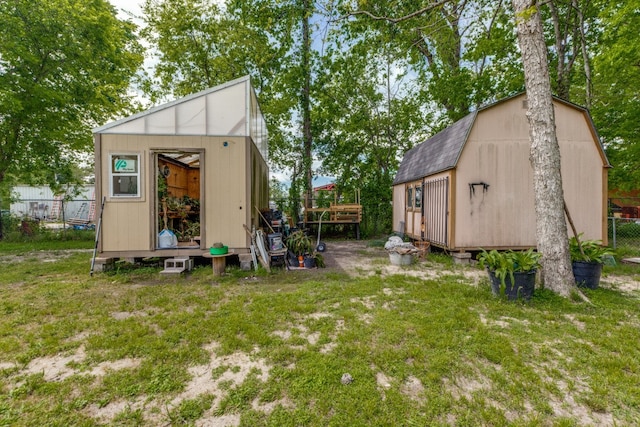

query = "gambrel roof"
[
  {"left": 393, "top": 93, "right": 609, "bottom": 185},
  {"left": 393, "top": 112, "right": 476, "bottom": 185}
]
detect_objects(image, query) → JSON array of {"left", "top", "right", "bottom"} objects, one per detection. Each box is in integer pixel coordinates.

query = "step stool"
[{"left": 160, "top": 257, "right": 193, "bottom": 275}]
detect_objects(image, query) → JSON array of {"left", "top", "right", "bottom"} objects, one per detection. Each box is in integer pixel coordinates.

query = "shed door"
[{"left": 422, "top": 177, "right": 449, "bottom": 246}]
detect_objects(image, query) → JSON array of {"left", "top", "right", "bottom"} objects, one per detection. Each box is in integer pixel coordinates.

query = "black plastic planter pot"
[
  {"left": 488, "top": 270, "right": 536, "bottom": 301},
  {"left": 303, "top": 256, "right": 316, "bottom": 269},
  {"left": 572, "top": 261, "right": 602, "bottom": 289},
  {"left": 488, "top": 270, "right": 501, "bottom": 296}
]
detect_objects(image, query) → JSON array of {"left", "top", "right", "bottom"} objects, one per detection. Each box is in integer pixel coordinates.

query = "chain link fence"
[
  {"left": 609, "top": 217, "right": 640, "bottom": 250},
  {"left": 608, "top": 196, "right": 640, "bottom": 250}
]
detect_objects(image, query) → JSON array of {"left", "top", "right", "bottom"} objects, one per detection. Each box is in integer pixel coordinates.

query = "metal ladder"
[
  {"left": 50, "top": 195, "right": 63, "bottom": 220},
  {"left": 74, "top": 202, "right": 88, "bottom": 219}
]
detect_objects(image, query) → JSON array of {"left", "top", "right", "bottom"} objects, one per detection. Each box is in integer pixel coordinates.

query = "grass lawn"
[{"left": 0, "top": 240, "right": 639, "bottom": 426}]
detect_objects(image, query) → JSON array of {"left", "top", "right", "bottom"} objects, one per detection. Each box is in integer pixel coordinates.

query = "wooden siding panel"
[
  {"left": 98, "top": 134, "right": 251, "bottom": 253},
  {"left": 392, "top": 185, "right": 405, "bottom": 233},
  {"left": 410, "top": 211, "right": 421, "bottom": 238},
  {"left": 100, "top": 134, "right": 149, "bottom": 252},
  {"left": 454, "top": 96, "right": 606, "bottom": 249},
  {"left": 187, "top": 169, "right": 200, "bottom": 199},
  {"left": 406, "top": 206, "right": 414, "bottom": 237},
  {"left": 557, "top": 105, "right": 606, "bottom": 242},
  {"left": 253, "top": 143, "right": 269, "bottom": 212},
  {"left": 102, "top": 202, "right": 149, "bottom": 251},
  {"left": 205, "top": 137, "right": 247, "bottom": 249}
]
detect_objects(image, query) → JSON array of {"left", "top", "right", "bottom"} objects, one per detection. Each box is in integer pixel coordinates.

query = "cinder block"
[
  {"left": 163, "top": 257, "right": 193, "bottom": 272},
  {"left": 92, "top": 257, "right": 115, "bottom": 272},
  {"left": 452, "top": 252, "right": 472, "bottom": 265},
  {"left": 238, "top": 253, "right": 253, "bottom": 262}
]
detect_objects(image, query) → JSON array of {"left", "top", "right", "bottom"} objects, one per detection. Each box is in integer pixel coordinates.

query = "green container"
[{"left": 210, "top": 246, "right": 228, "bottom": 255}]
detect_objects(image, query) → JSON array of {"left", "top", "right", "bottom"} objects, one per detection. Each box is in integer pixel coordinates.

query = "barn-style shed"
[
  {"left": 93, "top": 76, "right": 269, "bottom": 259},
  {"left": 392, "top": 93, "right": 610, "bottom": 251}
]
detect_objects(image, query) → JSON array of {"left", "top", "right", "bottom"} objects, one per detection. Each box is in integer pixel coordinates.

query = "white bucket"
[{"left": 389, "top": 252, "right": 413, "bottom": 266}]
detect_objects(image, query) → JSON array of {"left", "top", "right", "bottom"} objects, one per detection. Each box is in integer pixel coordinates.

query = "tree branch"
[{"left": 347, "top": 0, "right": 451, "bottom": 24}]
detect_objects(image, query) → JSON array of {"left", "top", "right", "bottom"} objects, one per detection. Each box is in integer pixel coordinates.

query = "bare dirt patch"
[
  {"left": 322, "top": 240, "right": 640, "bottom": 293},
  {"left": 18, "top": 345, "right": 142, "bottom": 383},
  {"left": 0, "top": 249, "right": 92, "bottom": 265}
]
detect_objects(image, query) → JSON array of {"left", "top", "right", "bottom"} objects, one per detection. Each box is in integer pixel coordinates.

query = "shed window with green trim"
[{"left": 110, "top": 154, "right": 140, "bottom": 197}]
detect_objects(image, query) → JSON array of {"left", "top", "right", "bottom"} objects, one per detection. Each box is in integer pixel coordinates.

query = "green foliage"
[
  {"left": 590, "top": 0, "right": 640, "bottom": 190},
  {"left": 313, "top": 35, "right": 429, "bottom": 234},
  {"left": 269, "top": 177, "right": 287, "bottom": 211},
  {"left": 285, "top": 230, "right": 313, "bottom": 256},
  {"left": 478, "top": 248, "right": 541, "bottom": 286},
  {"left": 0, "top": 0, "right": 144, "bottom": 187},
  {"left": 140, "top": 0, "right": 300, "bottom": 171},
  {"left": 312, "top": 252, "right": 325, "bottom": 268},
  {"left": 0, "top": 214, "right": 94, "bottom": 244},
  {"left": 569, "top": 235, "right": 614, "bottom": 264}
]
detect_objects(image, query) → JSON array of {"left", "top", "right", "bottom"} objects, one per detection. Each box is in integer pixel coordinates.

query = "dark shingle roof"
[{"left": 393, "top": 111, "right": 477, "bottom": 185}]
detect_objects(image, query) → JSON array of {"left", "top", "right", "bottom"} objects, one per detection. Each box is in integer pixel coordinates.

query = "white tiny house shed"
[
  {"left": 93, "top": 76, "right": 269, "bottom": 259},
  {"left": 392, "top": 94, "right": 610, "bottom": 251}
]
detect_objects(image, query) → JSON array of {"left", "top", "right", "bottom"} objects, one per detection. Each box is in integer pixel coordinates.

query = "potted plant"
[
  {"left": 569, "top": 235, "right": 613, "bottom": 289},
  {"left": 312, "top": 252, "right": 325, "bottom": 268},
  {"left": 478, "top": 248, "right": 541, "bottom": 301},
  {"left": 285, "top": 230, "right": 314, "bottom": 268},
  {"left": 181, "top": 195, "right": 200, "bottom": 213}
]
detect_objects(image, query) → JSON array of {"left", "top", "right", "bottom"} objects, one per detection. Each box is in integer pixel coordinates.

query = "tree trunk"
[
  {"left": 302, "top": 0, "right": 313, "bottom": 212},
  {"left": 512, "top": 0, "right": 575, "bottom": 296}
]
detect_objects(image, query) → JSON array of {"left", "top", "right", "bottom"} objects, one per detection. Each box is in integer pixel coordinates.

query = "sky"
[
  {"left": 107, "top": 0, "right": 334, "bottom": 188},
  {"left": 109, "top": 0, "right": 143, "bottom": 20}
]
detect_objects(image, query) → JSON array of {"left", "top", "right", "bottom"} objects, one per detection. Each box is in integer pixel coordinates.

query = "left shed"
[{"left": 93, "top": 76, "right": 269, "bottom": 259}]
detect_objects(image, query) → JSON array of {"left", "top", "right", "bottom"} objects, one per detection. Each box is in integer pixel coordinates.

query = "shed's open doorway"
[{"left": 154, "top": 150, "right": 202, "bottom": 249}]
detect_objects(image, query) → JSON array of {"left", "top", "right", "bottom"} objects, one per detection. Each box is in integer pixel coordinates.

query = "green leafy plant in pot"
[
  {"left": 569, "top": 235, "right": 613, "bottom": 289},
  {"left": 478, "top": 248, "right": 541, "bottom": 301},
  {"left": 285, "top": 230, "right": 313, "bottom": 268}
]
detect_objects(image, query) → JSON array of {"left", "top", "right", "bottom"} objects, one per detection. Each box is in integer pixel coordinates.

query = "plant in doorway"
[{"left": 478, "top": 248, "right": 541, "bottom": 301}]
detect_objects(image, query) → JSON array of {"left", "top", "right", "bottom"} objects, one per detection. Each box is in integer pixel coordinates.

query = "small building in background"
[
  {"left": 608, "top": 190, "right": 640, "bottom": 218},
  {"left": 10, "top": 185, "right": 95, "bottom": 223},
  {"left": 392, "top": 93, "right": 610, "bottom": 251}
]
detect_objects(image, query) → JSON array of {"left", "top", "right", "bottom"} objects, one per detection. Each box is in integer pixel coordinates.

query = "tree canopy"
[
  {"left": 0, "top": 0, "right": 144, "bottom": 190},
  {"left": 590, "top": 0, "right": 640, "bottom": 191}
]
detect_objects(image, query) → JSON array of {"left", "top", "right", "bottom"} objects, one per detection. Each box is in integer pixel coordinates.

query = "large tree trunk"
[
  {"left": 512, "top": 0, "right": 575, "bottom": 296},
  {"left": 302, "top": 0, "right": 313, "bottom": 212}
]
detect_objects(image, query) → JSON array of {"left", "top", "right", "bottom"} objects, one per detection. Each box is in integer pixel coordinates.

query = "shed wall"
[
  {"left": 392, "top": 185, "right": 405, "bottom": 234},
  {"left": 392, "top": 170, "right": 451, "bottom": 243},
  {"left": 454, "top": 97, "right": 606, "bottom": 249},
  {"left": 250, "top": 142, "right": 269, "bottom": 223},
  {"left": 98, "top": 134, "right": 249, "bottom": 253}
]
